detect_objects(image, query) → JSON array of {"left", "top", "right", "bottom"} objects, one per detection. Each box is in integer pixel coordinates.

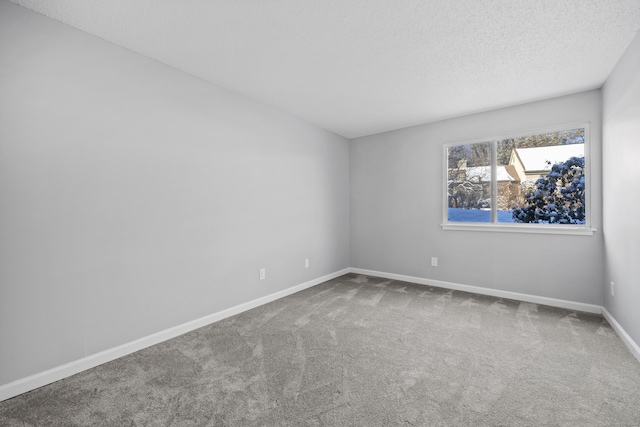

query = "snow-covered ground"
[{"left": 448, "top": 208, "right": 515, "bottom": 223}]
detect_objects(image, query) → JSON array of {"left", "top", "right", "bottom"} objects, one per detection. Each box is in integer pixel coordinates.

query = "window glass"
[
  {"left": 447, "top": 142, "right": 492, "bottom": 222},
  {"left": 445, "top": 126, "right": 587, "bottom": 228}
]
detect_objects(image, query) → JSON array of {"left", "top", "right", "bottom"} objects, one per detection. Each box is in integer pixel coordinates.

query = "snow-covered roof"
[
  {"left": 463, "top": 166, "right": 516, "bottom": 182},
  {"left": 497, "top": 166, "right": 517, "bottom": 181},
  {"left": 514, "top": 144, "right": 584, "bottom": 172}
]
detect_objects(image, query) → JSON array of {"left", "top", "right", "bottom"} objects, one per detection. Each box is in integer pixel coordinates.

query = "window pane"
[
  {"left": 496, "top": 128, "right": 585, "bottom": 224},
  {"left": 447, "top": 142, "right": 491, "bottom": 222}
]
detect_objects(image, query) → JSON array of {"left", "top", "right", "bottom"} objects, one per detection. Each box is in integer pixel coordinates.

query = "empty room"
[{"left": 1, "top": 0, "right": 640, "bottom": 425}]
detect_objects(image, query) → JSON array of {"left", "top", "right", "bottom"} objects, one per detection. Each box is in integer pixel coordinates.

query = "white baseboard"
[
  {"left": 349, "top": 268, "right": 603, "bottom": 314},
  {"left": 4, "top": 268, "right": 637, "bottom": 403},
  {"left": 602, "top": 307, "right": 640, "bottom": 364},
  {"left": 0, "top": 268, "right": 350, "bottom": 403}
]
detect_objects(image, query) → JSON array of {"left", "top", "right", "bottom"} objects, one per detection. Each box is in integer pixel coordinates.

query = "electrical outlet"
[
  {"left": 305, "top": 258, "right": 310, "bottom": 268},
  {"left": 610, "top": 281, "right": 615, "bottom": 297},
  {"left": 431, "top": 257, "right": 438, "bottom": 267},
  {"left": 259, "top": 268, "right": 266, "bottom": 281}
]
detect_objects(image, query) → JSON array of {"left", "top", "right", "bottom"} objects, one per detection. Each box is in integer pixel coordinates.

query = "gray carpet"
[{"left": 1, "top": 273, "right": 640, "bottom": 426}]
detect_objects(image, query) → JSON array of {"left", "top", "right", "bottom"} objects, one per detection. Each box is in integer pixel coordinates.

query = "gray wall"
[
  {"left": 603, "top": 30, "right": 640, "bottom": 347},
  {"left": 0, "top": 2, "right": 350, "bottom": 386},
  {"left": 350, "top": 90, "right": 604, "bottom": 305}
]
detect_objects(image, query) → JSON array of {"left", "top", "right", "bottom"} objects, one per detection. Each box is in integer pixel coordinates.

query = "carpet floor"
[{"left": 1, "top": 273, "right": 639, "bottom": 426}]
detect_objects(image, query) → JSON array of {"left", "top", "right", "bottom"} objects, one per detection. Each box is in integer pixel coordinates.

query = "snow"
[
  {"left": 448, "top": 208, "right": 515, "bottom": 222},
  {"left": 515, "top": 144, "right": 584, "bottom": 172}
]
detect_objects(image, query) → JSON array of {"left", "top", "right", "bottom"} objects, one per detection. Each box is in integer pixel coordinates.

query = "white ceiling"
[{"left": 9, "top": 0, "right": 640, "bottom": 138}]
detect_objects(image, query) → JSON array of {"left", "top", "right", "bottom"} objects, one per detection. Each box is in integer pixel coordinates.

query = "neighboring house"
[
  {"left": 454, "top": 165, "right": 518, "bottom": 183},
  {"left": 509, "top": 143, "right": 585, "bottom": 182}
]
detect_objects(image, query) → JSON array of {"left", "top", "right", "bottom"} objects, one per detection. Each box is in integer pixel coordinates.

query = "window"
[{"left": 443, "top": 123, "right": 593, "bottom": 235}]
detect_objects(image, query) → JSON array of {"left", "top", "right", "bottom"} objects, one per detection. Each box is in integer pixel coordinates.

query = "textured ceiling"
[{"left": 9, "top": 0, "right": 640, "bottom": 138}]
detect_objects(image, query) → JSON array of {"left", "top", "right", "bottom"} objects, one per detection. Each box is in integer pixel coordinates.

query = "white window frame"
[{"left": 441, "top": 122, "right": 595, "bottom": 236}]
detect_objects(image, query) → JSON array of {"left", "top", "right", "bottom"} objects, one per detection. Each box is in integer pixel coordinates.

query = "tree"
[
  {"left": 512, "top": 156, "right": 585, "bottom": 224},
  {"left": 449, "top": 180, "right": 485, "bottom": 209},
  {"left": 447, "top": 143, "right": 490, "bottom": 168}
]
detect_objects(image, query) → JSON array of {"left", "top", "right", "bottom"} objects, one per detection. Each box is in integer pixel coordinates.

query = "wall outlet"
[
  {"left": 305, "top": 258, "right": 310, "bottom": 268},
  {"left": 259, "top": 268, "right": 266, "bottom": 281},
  {"left": 431, "top": 257, "right": 438, "bottom": 267},
  {"left": 610, "top": 281, "right": 615, "bottom": 297}
]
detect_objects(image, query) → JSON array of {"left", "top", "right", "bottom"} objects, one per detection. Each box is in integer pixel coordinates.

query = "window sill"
[{"left": 441, "top": 223, "right": 596, "bottom": 236}]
